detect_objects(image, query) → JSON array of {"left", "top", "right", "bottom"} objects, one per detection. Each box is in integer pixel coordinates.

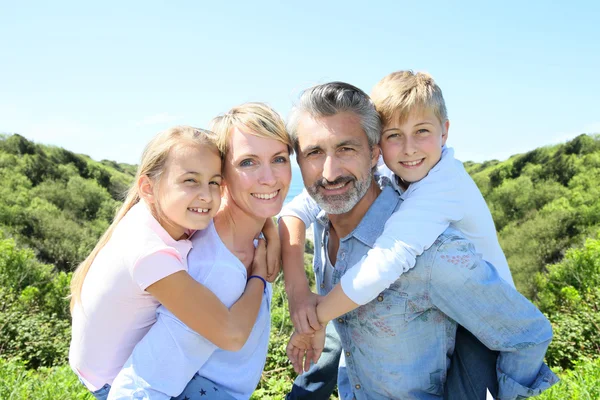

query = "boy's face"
[{"left": 380, "top": 108, "right": 449, "bottom": 184}]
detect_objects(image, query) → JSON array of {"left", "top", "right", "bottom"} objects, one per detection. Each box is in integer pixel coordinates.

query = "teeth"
[
  {"left": 402, "top": 159, "right": 423, "bottom": 166},
  {"left": 252, "top": 190, "right": 279, "bottom": 200},
  {"left": 324, "top": 183, "right": 346, "bottom": 190},
  {"left": 188, "top": 208, "right": 209, "bottom": 213}
]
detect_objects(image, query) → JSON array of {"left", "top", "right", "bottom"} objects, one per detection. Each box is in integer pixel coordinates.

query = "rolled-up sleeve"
[{"left": 428, "top": 233, "right": 558, "bottom": 399}]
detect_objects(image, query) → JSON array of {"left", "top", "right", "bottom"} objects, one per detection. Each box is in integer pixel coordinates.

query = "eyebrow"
[
  {"left": 182, "top": 171, "right": 223, "bottom": 179},
  {"left": 383, "top": 121, "right": 434, "bottom": 133},
  {"left": 234, "top": 150, "right": 289, "bottom": 159}
]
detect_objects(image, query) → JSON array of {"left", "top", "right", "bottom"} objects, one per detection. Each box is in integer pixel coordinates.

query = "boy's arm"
[
  {"left": 278, "top": 190, "right": 323, "bottom": 334},
  {"left": 429, "top": 236, "right": 558, "bottom": 399},
  {"left": 315, "top": 181, "right": 464, "bottom": 321}
]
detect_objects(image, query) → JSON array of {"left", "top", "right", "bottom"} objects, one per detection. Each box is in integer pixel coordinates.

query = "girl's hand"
[
  {"left": 250, "top": 238, "right": 268, "bottom": 279},
  {"left": 262, "top": 218, "right": 281, "bottom": 282}
]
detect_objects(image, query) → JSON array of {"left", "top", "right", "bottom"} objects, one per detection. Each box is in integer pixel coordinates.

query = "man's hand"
[
  {"left": 262, "top": 218, "right": 281, "bottom": 282},
  {"left": 286, "top": 329, "right": 325, "bottom": 374},
  {"left": 287, "top": 286, "right": 322, "bottom": 335}
]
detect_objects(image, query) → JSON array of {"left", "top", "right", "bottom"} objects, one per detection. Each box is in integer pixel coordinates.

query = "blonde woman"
[
  {"left": 69, "top": 124, "right": 279, "bottom": 400},
  {"left": 108, "top": 103, "right": 293, "bottom": 400}
]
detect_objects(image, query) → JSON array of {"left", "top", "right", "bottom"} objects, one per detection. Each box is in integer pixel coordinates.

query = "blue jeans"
[
  {"left": 287, "top": 323, "right": 343, "bottom": 400},
  {"left": 444, "top": 325, "right": 499, "bottom": 399},
  {"left": 287, "top": 324, "right": 498, "bottom": 400},
  {"left": 81, "top": 375, "right": 235, "bottom": 400}
]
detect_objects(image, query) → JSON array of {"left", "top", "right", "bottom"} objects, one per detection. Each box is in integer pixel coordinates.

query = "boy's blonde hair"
[
  {"left": 209, "top": 102, "right": 293, "bottom": 157},
  {"left": 69, "top": 126, "right": 220, "bottom": 312},
  {"left": 371, "top": 70, "right": 448, "bottom": 126}
]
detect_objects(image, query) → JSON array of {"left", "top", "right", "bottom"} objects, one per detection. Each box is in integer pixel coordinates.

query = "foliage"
[
  {"left": 534, "top": 235, "right": 600, "bottom": 369},
  {"left": 538, "top": 357, "right": 600, "bottom": 400}
]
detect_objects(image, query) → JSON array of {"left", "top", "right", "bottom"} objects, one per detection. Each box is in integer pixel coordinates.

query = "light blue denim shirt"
[{"left": 312, "top": 185, "right": 558, "bottom": 400}]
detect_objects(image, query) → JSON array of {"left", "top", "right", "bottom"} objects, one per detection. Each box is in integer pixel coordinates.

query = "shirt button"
[
  {"left": 340, "top": 252, "right": 345, "bottom": 260},
  {"left": 345, "top": 351, "right": 351, "bottom": 356},
  {"left": 320, "top": 283, "right": 325, "bottom": 289},
  {"left": 337, "top": 318, "right": 344, "bottom": 323},
  {"left": 377, "top": 294, "right": 384, "bottom": 302},
  {"left": 355, "top": 384, "right": 361, "bottom": 389}
]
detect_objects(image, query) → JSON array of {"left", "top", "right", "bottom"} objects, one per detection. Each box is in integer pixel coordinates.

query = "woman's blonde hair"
[
  {"left": 209, "top": 102, "right": 293, "bottom": 157},
  {"left": 69, "top": 126, "right": 220, "bottom": 312}
]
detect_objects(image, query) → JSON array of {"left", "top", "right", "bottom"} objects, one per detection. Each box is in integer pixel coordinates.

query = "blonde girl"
[{"left": 69, "top": 126, "right": 273, "bottom": 399}]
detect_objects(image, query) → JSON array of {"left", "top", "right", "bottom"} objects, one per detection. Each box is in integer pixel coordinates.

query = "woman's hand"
[
  {"left": 250, "top": 238, "right": 268, "bottom": 279},
  {"left": 286, "top": 329, "right": 325, "bottom": 374}
]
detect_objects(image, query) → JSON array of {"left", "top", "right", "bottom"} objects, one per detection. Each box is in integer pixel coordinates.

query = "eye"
[
  {"left": 239, "top": 159, "right": 255, "bottom": 167},
  {"left": 305, "top": 149, "right": 321, "bottom": 157},
  {"left": 339, "top": 147, "right": 354, "bottom": 153},
  {"left": 416, "top": 129, "right": 430, "bottom": 135},
  {"left": 209, "top": 180, "right": 221, "bottom": 186},
  {"left": 184, "top": 178, "right": 197, "bottom": 183},
  {"left": 385, "top": 132, "right": 400, "bottom": 140},
  {"left": 273, "top": 156, "right": 288, "bottom": 164}
]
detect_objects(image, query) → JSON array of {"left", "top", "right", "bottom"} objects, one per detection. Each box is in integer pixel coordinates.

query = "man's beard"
[{"left": 306, "top": 173, "right": 372, "bottom": 215}]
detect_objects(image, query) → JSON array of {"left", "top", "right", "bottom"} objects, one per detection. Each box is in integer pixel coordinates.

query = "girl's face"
[
  {"left": 154, "top": 144, "right": 222, "bottom": 239},
  {"left": 223, "top": 127, "right": 291, "bottom": 219}
]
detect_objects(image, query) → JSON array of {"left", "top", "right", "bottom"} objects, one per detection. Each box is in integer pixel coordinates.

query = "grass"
[{"left": 1, "top": 356, "right": 599, "bottom": 399}]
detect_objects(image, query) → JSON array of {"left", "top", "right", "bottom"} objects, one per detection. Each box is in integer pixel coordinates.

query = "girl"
[{"left": 69, "top": 126, "right": 275, "bottom": 399}]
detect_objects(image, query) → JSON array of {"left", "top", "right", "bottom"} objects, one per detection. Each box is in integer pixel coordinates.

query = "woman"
[{"left": 107, "top": 103, "right": 292, "bottom": 400}]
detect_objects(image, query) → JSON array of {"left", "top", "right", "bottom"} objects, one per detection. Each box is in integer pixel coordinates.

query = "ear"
[
  {"left": 138, "top": 175, "right": 155, "bottom": 203},
  {"left": 371, "top": 144, "right": 381, "bottom": 169},
  {"left": 441, "top": 120, "right": 450, "bottom": 146}
]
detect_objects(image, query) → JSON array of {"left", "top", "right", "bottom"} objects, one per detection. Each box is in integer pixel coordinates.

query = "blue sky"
[{"left": 1, "top": 1, "right": 599, "bottom": 167}]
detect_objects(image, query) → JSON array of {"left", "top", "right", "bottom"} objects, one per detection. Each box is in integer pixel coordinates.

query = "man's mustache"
[{"left": 314, "top": 176, "right": 355, "bottom": 188}]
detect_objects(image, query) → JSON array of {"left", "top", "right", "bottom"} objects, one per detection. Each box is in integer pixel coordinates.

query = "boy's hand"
[
  {"left": 288, "top": 286, "right": 322, "bottom": 335},
  {"left": 286, "top": 329, "right": 325, "bottom": 374},
  {"left": 262, "top": 218, "right": 281, "bottom": 282}
]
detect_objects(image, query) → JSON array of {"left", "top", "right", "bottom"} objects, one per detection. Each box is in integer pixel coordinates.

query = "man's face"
[{"left": 296, "top": 111, "right": 379, "bottom": 214}]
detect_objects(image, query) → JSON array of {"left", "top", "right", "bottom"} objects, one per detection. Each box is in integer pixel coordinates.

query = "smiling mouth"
[
  {"left": 400, "top": 159, "right": 424, "bottom": 167},
  {"left": 321, "top": 181, "right": 348, "bottom": 191},
  {"left": 252, "top": 190, "right": 279, "bottom": 200},
  {"left": 188, "top": 207, "right": 210, "bottom": 214}
]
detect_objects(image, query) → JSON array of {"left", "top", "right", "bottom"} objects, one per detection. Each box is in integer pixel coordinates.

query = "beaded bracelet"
[{"left": 248, "top": 275, "right": 267, "bottom": 293}]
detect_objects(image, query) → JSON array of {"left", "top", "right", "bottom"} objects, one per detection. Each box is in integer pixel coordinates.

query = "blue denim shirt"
[{"left": 312, "top": 185, "right": 558, "bottom": 400}]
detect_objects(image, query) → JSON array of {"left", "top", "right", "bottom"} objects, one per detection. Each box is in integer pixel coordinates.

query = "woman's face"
[{"left": 223, "top": 126, "right": 291, "bottom": 219}]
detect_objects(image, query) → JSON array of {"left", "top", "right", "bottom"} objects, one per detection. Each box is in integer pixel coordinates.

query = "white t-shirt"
[
  {"left": 280, "top": 147, "right": 515, "bottom": 305},
  {"left": 69, "top": 201, "right": 192, "bottom": 391},
  {"left": 108, "top": 221, "right": 272, "bottom": 400}
]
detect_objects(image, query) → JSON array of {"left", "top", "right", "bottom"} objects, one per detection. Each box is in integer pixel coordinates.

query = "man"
[{"left": 281, "top": 82, "right": 557, "bottom": 399}]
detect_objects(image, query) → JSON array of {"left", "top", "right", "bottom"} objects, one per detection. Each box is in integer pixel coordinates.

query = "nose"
[
  {"left": 403, "top": 135, "right": 417, "bottom": 156},
  {"left": 322, "top": 154, "right": 342, "bottom": 182},
  {"left": 258, "top": 164, "right": 277, "bottom": 186},
  {"left": 197, "top": 182, "right": 213, "bottom": 203}
]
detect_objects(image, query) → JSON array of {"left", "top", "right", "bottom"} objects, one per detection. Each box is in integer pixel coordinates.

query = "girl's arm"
[
  {"left": 261, "top": 217, "right": 281, "bottom": 282},
  {"left": 146, "top": 239, "right": 267, "bottom": 352}
]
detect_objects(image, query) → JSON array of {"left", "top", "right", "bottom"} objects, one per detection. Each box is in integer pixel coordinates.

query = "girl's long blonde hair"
[{"left": 69, "top": 126, "right": 220, "bottom": 312}]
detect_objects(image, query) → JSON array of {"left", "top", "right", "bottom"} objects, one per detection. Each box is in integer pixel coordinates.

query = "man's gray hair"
[{"left": 287, "top": 82, "right": 381, "bottom": 153}]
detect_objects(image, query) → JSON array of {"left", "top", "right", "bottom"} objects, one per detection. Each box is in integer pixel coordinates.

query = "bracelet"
[{"left": 248, "top": 275, "right": 267, "bottom": 293}]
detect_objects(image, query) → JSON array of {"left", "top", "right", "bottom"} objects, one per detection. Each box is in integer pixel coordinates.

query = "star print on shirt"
[
  {"left": 200, "top": 388, "right": 207, "bottom": 396},
  {"left": 213, "top": 386, "right": 219, "bottom": 391}
]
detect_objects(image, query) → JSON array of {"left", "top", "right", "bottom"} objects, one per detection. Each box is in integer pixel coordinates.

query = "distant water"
[{"left": 285, "top": 164, "right": 304, "bottom": 205}]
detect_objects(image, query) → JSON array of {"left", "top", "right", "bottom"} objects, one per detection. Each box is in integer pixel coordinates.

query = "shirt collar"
[
  {"left": 133, "top": 201, "right": 194, "bottom": 254},
  {"left": 316, "top": 185, "right": 401, "bottom": 248}
]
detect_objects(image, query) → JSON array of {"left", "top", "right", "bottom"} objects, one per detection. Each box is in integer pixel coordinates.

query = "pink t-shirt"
[{"left": 69, "top": 201, "right": 193, "bottom": 390}]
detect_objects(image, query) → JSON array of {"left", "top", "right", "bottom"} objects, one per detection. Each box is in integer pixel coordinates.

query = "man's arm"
[
  {"left": 278, "top": 189, "right": 323, "bottom": 334},
  {"left": 428, "top": 234, "right": 558, "bottom": 399}
]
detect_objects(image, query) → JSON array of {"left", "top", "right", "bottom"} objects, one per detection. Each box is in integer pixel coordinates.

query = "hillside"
[{"left": 0, "top": 133, "right": 599, "bottom": 398}]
